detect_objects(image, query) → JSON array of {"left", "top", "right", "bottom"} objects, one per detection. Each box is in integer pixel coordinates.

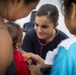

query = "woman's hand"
[
  {"left": 24, "top": 53, "right": 45, "bottom": 68},
  {"left": 28, "top": 65, "right": 43, "bottom": 75}
]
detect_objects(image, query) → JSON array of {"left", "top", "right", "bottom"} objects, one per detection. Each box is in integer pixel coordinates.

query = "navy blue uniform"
[
  {"left": 22, "top": 29, "right": 68, "bottom": 59},
  {"left": 21, "top": 29, "right": 68, "bottom": 75}
]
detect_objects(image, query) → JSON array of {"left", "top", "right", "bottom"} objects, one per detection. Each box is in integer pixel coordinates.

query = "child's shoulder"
[{"left": 58, "top": 37, "right": 76, "bottom": 50}]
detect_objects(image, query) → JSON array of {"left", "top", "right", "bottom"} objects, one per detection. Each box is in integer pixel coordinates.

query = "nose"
[{"left": 37, "top": 27, "right": 42, "bottom": 32}]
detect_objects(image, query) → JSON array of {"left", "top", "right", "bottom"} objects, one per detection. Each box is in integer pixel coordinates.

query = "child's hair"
[
  {"left": 60, "top": 0, "right": 76, "bottom": 16},
  {"left": 6, "top": 22, "right": 23, "bottom": 49}
]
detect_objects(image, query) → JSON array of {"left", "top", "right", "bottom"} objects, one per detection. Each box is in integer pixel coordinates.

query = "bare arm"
[{"left": 0, "top": 29, "right": 13, "bottom": 75}]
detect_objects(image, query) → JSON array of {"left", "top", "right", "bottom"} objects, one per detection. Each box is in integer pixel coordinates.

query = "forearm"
[{"left": 38, "top": 57, "right": 50, "bottom": 69}]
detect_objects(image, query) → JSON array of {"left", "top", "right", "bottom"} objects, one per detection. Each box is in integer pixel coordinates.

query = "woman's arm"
[
  {"left": 25, "top": 53, "right": 49, "bottom": 68},
  {"left": 0, "top": 29, "right": 13, "bottom": 75}
]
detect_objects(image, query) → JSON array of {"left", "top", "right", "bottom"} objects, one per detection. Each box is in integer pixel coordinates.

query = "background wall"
[{"left": 15, "top": 0, "right": 74, "bottom": 37}]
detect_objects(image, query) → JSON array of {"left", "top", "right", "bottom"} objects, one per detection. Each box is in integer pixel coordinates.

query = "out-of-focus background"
[{"left": 15, "top": 0, "right": 74, "bottom": 38}]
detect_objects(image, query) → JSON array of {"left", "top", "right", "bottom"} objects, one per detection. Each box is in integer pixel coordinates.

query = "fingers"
[
  {"left": 28, "top": 65, "right": 36, "bottom": 75},
  {"left": 27, "top": 59, "right": 32, "bottom": 65},
  {"left": 24, "top": 53, "right": 40, "bottom": 62},
  {"left": 24, "top": 52, "right": 45, "bottom": 68},
  {"left": 28, "top": 65, "right": 43, "bottom": 75}
]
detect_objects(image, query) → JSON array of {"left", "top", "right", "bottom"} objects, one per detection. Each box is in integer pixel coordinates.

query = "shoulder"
[
  {"left": 27, "top": 29, "right": 35, "bottom": 34},
  {"left": 26, "top": 29, "right": 36, "bottom": 37},
  {"left": 58, "top": 38, "right": 76, "bottom": 50},
  {"left": 14, "top": 50, "right": 22, "bottom": 58},
  {"left": 53, "top": 38, "right": 76, "bottom": 59},
  {"left": 0, "top": 29, "right": 12, "bottom": 44},
  {"left": 57, "top": 29, "right": 68, "bottom": 37}
]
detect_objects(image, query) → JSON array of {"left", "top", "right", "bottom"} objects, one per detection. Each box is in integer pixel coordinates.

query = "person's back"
[
  {"left": 6, "top": 22, "right": 29, "bottom": 75},
  {"left": 50, "top": 38, "right": 76, "bottom": 75}
]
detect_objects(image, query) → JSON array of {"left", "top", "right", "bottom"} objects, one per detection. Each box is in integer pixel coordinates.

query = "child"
[{"left": 6, "top": 22, "right": 29, "bottom": 75}]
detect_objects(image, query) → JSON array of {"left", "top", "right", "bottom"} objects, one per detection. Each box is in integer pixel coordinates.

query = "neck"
[
  {"left": 0, "top": 13, "right": 6, "bottom": 27},
  {"left": 45, "top": 29, "right": 56, "bottom": 42}
]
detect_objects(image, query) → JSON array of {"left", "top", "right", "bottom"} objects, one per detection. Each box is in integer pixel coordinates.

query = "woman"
[
  {"left": 25, "top": 0, "right": 76, "bottom": 75},
  {"left": 0, "top": 0, "right": 39, "bottom": 75},
  {"left": 21, "top": 4, "right": 68, "bottom": 75}
]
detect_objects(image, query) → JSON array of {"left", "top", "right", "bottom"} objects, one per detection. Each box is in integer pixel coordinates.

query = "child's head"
[
  {"left": 6, "top": 22, "right": 23, "bottom": 49},
  {"left": 60, "top": 0, "right": 76, "bottom": 35}
]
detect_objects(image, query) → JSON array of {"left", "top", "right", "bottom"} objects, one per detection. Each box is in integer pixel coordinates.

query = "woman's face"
[
  {"left": 34, "top": 16, "right": 56, "bottom": 41},
  {"left": 64, "top": 3, "right": 76, "bottom": 35},
  {"left": 6, "top": 1, "right": 39, "bottom": 21},
  {"left": 64, "top": 9, "right": 76, "bottom": 35}
]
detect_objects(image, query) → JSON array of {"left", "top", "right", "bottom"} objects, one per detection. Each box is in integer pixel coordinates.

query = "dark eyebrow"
[
  {"left": 41, "top": 25, "right": 49, "bottom": 28},
  {"left": 42, "top": 24, "right": 48, "bottom": 26},
  {"left": 34, "top": 22, "right": 39, "bottom": 25},
  {"left": 35, "top": 22, "right": 49, "bottom": 27}
]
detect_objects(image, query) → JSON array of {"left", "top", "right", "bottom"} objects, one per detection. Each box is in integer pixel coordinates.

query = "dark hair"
[
  {"left": 0, "top": 0, "right": 40, "bottom": 5},
  {"left": 24, "top": 0, "right": 40, "bottom": 4},
  {"left": 6, "top": 22, "right": 23, "bottom": 49},
  {"left": 36, "top": 4, "right": 59, "bottom": 25},
  {"left": 60, "top": 0, "right": 76, "bottom": 16}
]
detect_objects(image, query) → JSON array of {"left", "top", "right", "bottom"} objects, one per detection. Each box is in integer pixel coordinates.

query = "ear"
[
  {"left": 13, "top": 0, "right": 20, "bottom": 7},
  {"left": 54, "top": 22, "right": 58, "bottom": 28},
  {"left": 16, "top": 42, "right": 21, "bottom": 49},
  {"left": 70, "top": 3, "right": 76, "bottom": 19}
]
